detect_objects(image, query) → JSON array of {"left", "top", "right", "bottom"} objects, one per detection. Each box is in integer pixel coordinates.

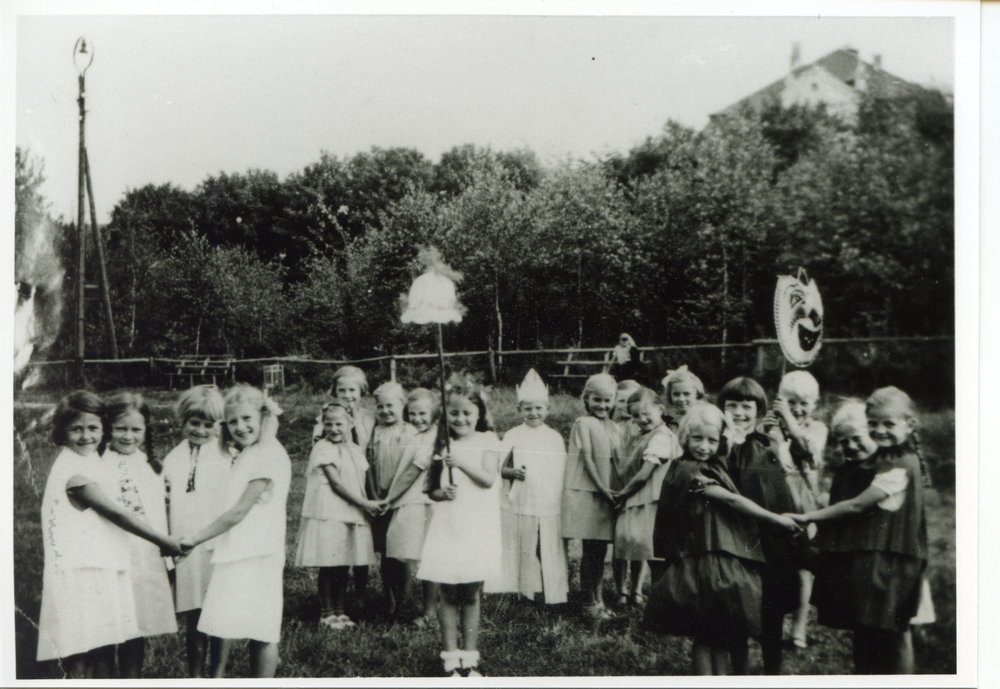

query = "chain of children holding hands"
[{"left": 36, "top": 363, "right": 934, "bottom": 678}]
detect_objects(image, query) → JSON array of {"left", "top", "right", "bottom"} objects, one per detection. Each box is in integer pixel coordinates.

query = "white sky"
[{"left": 9, "top": 7, "right": 957, "bottom": 225}]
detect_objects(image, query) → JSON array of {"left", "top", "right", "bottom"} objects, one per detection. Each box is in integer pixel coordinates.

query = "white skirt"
[
  {"left": 37, "top": 567, "right": 140, "bottom": 661},
  {"left": 198, "top": 555, "right": 284, "bottom": 643},
  {"left": 128, "top": 538, "right": 178, "bottom": 636},
  {"left": 174, "top": 545, "right": 214, "bottom": 614}
]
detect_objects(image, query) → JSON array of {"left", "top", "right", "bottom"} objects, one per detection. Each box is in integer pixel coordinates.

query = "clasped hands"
[{"left": 160, "top": 536, "right": 197, "bottom": 562}]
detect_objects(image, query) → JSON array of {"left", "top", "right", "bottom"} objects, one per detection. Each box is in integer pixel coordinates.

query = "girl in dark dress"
[
  {"left": 789, "top": 388, "right": 933, "bottom": 674},
  {"left": 643, "top": 404, "right": 801, "bottom": 675},
  {"left": 717, "top": 376, "right": 814, "bottom": 675}
]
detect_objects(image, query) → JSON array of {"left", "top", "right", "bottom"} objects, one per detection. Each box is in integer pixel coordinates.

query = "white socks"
[{"left": 440, "top": 650, "right": 481, "bottom": 675}]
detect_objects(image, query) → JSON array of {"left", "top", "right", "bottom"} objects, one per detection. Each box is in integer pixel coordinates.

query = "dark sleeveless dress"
[
  {"left": 810, "top": 443, "right": 928, "bottom": 632},
  {"left": 642, "top": 455, "right": 766, "bottom": 639}
]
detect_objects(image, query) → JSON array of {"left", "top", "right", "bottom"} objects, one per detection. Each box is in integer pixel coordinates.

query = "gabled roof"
[{"left": 711, "top": 48, "right": 926, "bottom": 119}]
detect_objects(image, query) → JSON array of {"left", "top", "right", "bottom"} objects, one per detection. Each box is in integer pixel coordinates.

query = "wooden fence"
[{"left": 22, "top": 335, "right": 955, "bottom": 392}]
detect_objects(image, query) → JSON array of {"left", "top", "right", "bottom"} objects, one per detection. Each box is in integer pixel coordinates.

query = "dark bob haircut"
[
  {"left": 715, "top": 377, "right": 768, "bottom": 419},
  {"left": 51, "top": 390, "right": 106, "bottom": 450}
]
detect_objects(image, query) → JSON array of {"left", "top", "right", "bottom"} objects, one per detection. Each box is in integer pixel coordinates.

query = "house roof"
[{"left": 711, "top": 48, "right": 926, "bottom": 118}]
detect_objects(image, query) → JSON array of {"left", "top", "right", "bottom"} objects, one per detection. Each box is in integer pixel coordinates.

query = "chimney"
[{"left": 853, "top": 50, "right": 867, "bottom": 92}]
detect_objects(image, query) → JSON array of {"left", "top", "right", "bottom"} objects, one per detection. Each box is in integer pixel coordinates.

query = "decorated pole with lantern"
[
  {"left": 400, "top": 248, "right": 466, "bottom": 484},
  {"left": 774, "top": 267, "right": 824, "bottom": 371}
]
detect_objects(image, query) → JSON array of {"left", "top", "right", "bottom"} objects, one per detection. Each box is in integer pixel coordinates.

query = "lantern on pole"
[{"left": 401, "top": 248, "right": 466, "bottom": 484}]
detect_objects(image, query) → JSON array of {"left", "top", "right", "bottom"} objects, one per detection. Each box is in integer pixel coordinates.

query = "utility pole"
[{"left": 73, "top": 37, "right": 118, "bottom": 384}]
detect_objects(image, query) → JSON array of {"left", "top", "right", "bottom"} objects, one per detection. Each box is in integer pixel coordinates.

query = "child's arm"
[
  {"left": 616, "top": 463, "right": 656, "bottom": 505},
  {"left": 772, "top": 396, "right": 813, "bottom": 458},
  {"left": 444, "top": 450, "right": 496, "bottom": 488},
  {"left": 322, "top": 464, "right": 382, "bottom": 516},
  {"left": 498, "top": 447, "right": 526, "bottom": 481},
  {"left": 384, "top": 458, "right": 424, "bottom": 506},
  {"left": 184, "top": 479, "right": 271, "bottom": 548},
  {"left": 70, "top": 481, "right": 184, "bottom": 555},
  {"left": 790, "top": 484, "right": 889, "bottom": 524},
  {"left": 700, "top": 484, "right": 801, "bottom": 533}
]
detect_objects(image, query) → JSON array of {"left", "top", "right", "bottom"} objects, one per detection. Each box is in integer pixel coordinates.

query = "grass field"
[{"left": 12, "top": 386, "right": 957, "bottom": 678}]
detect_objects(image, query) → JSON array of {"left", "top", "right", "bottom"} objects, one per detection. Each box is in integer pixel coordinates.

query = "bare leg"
[
  {"left": 692, "top": 638, "right": 713, "bottom": 675},
  {"left": 882, "top": 628, "right": 915, "bottom": 674},
  {"left": 630, "top": 561, "right": 646, "bottom": 600},
  {"left": 184, "top": 610, "right": 209, "bottom": 677},
  {"left": 329, "top": 566, "right": 350, "bottom": 616},
  {"left": 728, "top": 636, "right": 749, "bottom": 675},
  {"left": 318, "top": 567, "right": 335, "bottom": 616},
  {"left": 249, "top": 639, "right": 279, "bottom": 678},
  {"left": 118, "top": 636, "right": 144, "bottom": 678},
  {"left": 711, "top": 641, "right": 733, "bottom": 675},
  {"left": 791, "top": 569, "right": 814, "bottom": 645},
  {"left": 212, "top": 638, "right": 234, "bottom": 678}
]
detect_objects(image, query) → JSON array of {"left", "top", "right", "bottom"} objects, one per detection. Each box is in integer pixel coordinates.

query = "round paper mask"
[{"left": 774, "top": 268, "right": 823, "bottom": 367}]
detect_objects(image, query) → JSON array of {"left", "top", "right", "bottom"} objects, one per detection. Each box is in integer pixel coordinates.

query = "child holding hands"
[
  {"left": 184, "top": 385, "right": 291, "bottom": 678},
  {"left": 296, "top": 400, "right": 379, "bottom": 631},
  {"left": 562, "top": 373, "right": 623, "bottom": 620},
  {"left": 36, "top": 391, "right": 184, "bottom": 678},
  {"left": 161, "top": 385, "right": 230, "bottom": 677},
  {"left": 789, "top": 388, "right": 934, "bottom": 674},
  {"left": 383, "top": 389, "right": 442, "bottom": 628},
  {"left": 498, "top": 369, "right": 569, "bottom": 605},
  {"left": 102, "top": 393, "right": 178, "bottom": 677},
  {"left": 614, "top": 388, "right": 682, "bottom": 600},
  {"left": 643, "top": 404, "right": 801, "bottom": 675},
  {"left": 418, "top": 378, "right": 502, "bottom": 677}
]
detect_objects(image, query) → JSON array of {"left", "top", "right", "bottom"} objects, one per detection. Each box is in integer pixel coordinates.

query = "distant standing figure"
[{"left": 607, "top": 334, "right": 642, "bottom": 383}]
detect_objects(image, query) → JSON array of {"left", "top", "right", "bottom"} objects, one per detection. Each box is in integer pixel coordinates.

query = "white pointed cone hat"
[
  {"left": 401, "top": 270, "right": 465, "bottom": 325},
  {"left": 516, "top": 368, "right": 549, "bottom": 403}
]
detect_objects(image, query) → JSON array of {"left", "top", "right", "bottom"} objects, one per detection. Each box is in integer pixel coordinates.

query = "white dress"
[
  {"left": 498, "top": 423, "right": 569, "bottom": 603},
  {"left": 37, "top": 449, "right": 139, "bottom": 661},
  {"left": 386, "top": 429, "right": 436, "bottom": 561},
  {"left": 198, "top": 439, "right": 291, "bottom": 643},
  {"left": 161, "top": 439, "right": 231, "bottom": 613},
  {"left": 102, "top": 448, "right": 178, "bottom": 637},
  {"left": 417, "top": 432, "right": 502, "bottom": 585}
]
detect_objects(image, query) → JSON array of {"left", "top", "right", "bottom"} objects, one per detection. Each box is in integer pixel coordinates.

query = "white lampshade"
[{"left": 401, "top": 270, "right": 465, "bottom": 325}]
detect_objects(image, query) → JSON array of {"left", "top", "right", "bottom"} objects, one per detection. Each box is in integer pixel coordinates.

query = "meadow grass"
[{"left": 12, "top": 386, "right": 956, "bottom": 678}]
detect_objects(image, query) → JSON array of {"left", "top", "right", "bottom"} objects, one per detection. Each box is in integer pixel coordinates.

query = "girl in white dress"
[
  {"left": 161, "top": 385, "right": 229, "bottom": 676},
  {"left": 367, "top": 382, "right": 417, "bottom": 616},
  {"left": 384, "top": 388, "right": 442, "bottom": 628},
  {"left": 37, "top": 391, "right": 183, "bottom": 678},
  {"left": 102, "top": 393, "right": 178, "bottom": 677},
  {"left": 418, "top": 378, "right": 501, "bottom": 677},
  {"left": 499, "top": 369, "right": 569, "bottom": 604},
  {"left": 295, "top": 400, "right": 380, "bottom": 630},
  {"left": 182, "top": 385, "right": 291, "bottom": 678}
]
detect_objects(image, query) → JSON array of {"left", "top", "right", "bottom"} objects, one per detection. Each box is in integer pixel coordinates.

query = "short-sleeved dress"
[
  {"left": 417, "top": 432, "right": 502, "bottom": 585},
  {"left": 368, "top": 422, "right": 418, "bottom": 555},
  {"left": 614, "top": 424, "right": 682, "bottom": 562},
  {"left": 198, "top": 439, "right": 291, "bottom": 643},
  {"left": 643, "top": 454, "right": 767, "bottom": 639},
  {"left": 295, "top": 439, "right": 375, "bottom": 567},
  {"left": 386, "top": 429, "right": 436, "bottom": 562},
  {"left": 562, "top": 415, "right": 622, "bottom": 542},
  {"left": 37, "top": 448, "right": 139, "bottom": 661},
  {"left": 102, "top": 448, "right": 178, "bottom": 638},
  {"left": 162, "top": 439, "right": 231, "bottom": 613},
  {"left": 498, "top": 423, "right": 569, "bottom": 603},
  {"left": 727, "top": 431, "right": 808, "bottom": 616},
  {"left": 811, "top": 443, "right": 931, "bottom": 632}
]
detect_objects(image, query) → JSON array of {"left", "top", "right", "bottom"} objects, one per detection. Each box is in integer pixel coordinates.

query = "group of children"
[{"left": 35, "top": 362, "right": 935, "bottom": 677}]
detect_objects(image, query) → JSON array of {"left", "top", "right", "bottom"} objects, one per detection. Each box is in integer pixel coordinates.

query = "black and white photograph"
[{"left": 6, "top": 1, "right": 981, "bottom": 682}]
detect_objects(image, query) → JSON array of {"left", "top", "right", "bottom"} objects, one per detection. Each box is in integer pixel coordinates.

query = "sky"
[{"left": 8, "top": 4, "right": 962, "bottom": 225}]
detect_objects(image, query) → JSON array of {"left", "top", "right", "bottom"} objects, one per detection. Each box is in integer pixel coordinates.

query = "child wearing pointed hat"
[{"left": 497, "top": 369, "right": 570, "bottom": 604}]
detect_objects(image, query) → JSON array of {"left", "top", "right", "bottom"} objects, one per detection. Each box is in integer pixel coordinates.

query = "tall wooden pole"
[
  {"left": 75, "top": 73, "right": 87, "bottom": 385},
  {"left": 437, "top": 323, "right": 453, "bottom": 485},
  {"left": 84, "top": 150, "right": 118, "bottom": 360}
]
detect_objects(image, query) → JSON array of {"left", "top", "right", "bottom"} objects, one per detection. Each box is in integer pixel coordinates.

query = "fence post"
[
  {"left": 752, "top": 340, "right": 767, "bottom": 381},
  {"left": 389, "top": 356, "right": 397, "bottom": 383},
  {"left": 488, "top": 347, "right": 497, "bottom": 385}
]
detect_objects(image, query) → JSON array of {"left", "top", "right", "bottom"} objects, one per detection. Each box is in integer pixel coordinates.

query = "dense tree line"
[{"left": 15, "top": 90, "right": 953, "bottom": 366}]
